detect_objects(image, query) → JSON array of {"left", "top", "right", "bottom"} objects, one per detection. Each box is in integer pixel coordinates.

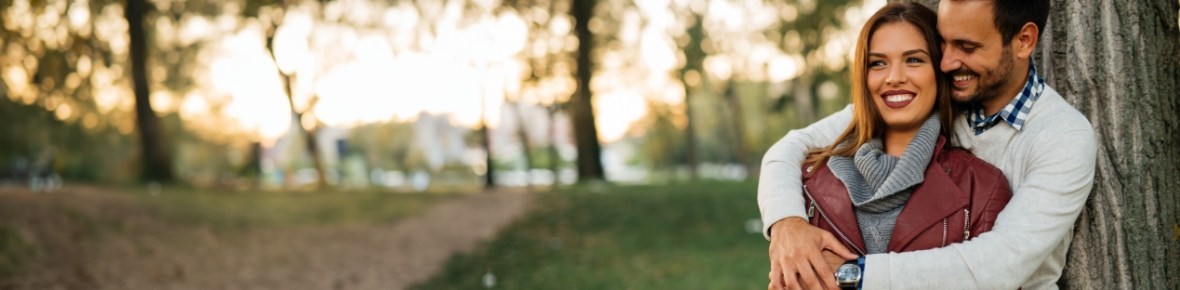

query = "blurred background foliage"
[{"left": 0, "top": 0, "right": 881, "bottom": 189}]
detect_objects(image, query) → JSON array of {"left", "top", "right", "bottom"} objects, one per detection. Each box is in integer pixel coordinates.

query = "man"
[{"left": 759, "top": 1, "right": 1097, "bottom": 289}]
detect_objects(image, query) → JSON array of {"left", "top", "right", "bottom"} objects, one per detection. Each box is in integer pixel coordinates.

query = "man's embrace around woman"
[{"left": 758, "top": 1, "right": 1097, "bottom": 289}]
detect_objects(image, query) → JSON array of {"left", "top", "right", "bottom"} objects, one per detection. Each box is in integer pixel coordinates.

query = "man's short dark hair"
[{"left": 993, "top": 0, "right": 1050, "bottom": 44}]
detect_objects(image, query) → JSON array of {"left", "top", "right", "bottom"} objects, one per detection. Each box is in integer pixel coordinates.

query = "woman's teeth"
[{"left": 886, "top": 94, "right": 914, "bottom": 102}]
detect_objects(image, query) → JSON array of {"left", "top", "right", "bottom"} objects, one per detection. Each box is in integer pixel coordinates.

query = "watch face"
[{"left": 835, "top": 264, "right": 862, "bottom": 284}]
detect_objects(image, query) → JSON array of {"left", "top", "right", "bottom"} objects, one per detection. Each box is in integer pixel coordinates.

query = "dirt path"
[{"left": 1, "top": 188, "right": 533, "bottom": 290}]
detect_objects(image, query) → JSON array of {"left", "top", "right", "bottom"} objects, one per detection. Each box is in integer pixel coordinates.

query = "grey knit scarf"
[{"left": 828, "top": 113, "right": 940, "bottom": 253}]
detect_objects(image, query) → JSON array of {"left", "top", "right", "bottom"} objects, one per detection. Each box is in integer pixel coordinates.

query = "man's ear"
[{"left": 1012, "top": 22, "right": 1039, "bottom": 59}]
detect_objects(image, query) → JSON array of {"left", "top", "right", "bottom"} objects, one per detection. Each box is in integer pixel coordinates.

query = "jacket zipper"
[
  {"left": 941, "top": 219, "right": 948, "bottom": 247},
  {"left": 963, "top": 209, "right": 971, "bottom": 240},
  {"left": 803, "top": 185, "right": 867, "bottom": 255}
]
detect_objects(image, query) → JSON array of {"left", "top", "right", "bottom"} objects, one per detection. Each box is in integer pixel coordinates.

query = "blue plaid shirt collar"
[{"left": 967, "top": 60, "right": 1046, "bottom": 135}]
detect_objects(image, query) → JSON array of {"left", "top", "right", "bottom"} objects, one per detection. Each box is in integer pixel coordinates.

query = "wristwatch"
[{"left": 834, "top": 258, "right": 862, "bottom": 290}]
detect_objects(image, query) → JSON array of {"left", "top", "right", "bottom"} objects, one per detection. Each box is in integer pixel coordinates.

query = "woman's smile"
[{"left": 881, "top": 89, "right": 917, "bottom": 108}]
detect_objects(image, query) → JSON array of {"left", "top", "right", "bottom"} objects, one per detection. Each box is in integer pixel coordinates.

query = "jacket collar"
[
  {"left": 886, "top": 144, "right": 969, "bottom": 250},
  {"left": 805, "top": 135, "right": 968, "bottom": 253}
]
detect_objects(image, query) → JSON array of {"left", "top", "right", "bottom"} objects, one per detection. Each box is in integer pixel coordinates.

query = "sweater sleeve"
[
  {"left": 861, "top": 127, "right": 1097, "bottom": 289},
  {"left": 759, "top": 105, "right": 853, "bottom": 239}
]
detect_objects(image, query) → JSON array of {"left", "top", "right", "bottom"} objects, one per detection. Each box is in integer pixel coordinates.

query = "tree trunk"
[
  {"left": 1040, "top": 1, "right": 1180, "bottom": 289},
  {"left": 480, "top": 90, "right": 496, "bottom": 190},
  {"left": 512, "top": 101, "right": 535, "bottom": 191},
  {"left": 680, "top": 81, "right": 699, "bottom": 180},
  {"left": 679, "top": 13, "right": 705, "bottom": 180},
  {"left": 570, "top": 0, "right": 605, "bottom": 182},
  {"left": 303, "top": 121, "right": 328, "bottom": 189},
  {"left": 547, "top": 105, "right": 562, "bottom": 187},
  {"left": 891, "top": 0, "right": 1180, "bottom": 288},
  {"left": 125, "top": 0, "right": 174, "bottom": 182},
  {"left": 265, "top": 27, "right": 328, "bottom": 190},
  {"left": 724, "top": 81, "right": 752, "bottom": 179}
]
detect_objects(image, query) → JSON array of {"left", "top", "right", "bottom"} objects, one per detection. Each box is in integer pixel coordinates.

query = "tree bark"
[
  {"left": 889, "top": 0, "right": 1180, "bottom": 288},
  {"left": 126, "top": 0, "right": 175, "bottom": 182},
  {"left": 570, "top": 0, "right": 605, "bottom": 182},
  {"left": 1040, "top": 1, "right": 1180, "bottom": 289}
]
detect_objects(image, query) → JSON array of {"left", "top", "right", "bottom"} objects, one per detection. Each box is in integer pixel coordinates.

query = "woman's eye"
[
  {"left": 868, "top": 60, "right": 886, "bottom": 68},
  {"left": 906, "top": 57, "right": 925, "bottom": 64}
]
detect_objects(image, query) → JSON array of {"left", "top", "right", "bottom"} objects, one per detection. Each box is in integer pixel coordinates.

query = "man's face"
[{"left": 937, "top": 1, "right": 1018, "bottom": 104}]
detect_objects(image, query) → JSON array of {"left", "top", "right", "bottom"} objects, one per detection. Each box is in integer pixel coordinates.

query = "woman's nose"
[{"left": 885, "top": 65, "right": 907, "bottom": 86}]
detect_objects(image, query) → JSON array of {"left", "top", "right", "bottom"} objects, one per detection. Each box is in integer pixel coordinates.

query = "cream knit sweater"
[{"left": 758, "top": 86, "right": 1096, "bottom": 289}]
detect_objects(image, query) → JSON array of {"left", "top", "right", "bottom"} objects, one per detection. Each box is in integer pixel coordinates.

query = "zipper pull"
[
  {"left": 963, "top": 209, "right": 971, "bottom": 240},
  {"left": 807, "top": 201, "right": 816, "bottom": 218}
]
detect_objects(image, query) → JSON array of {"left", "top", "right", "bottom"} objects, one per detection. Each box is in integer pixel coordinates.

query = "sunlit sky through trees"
[{"left": 2, "top": 0, "right": 886, "bottom": 146}]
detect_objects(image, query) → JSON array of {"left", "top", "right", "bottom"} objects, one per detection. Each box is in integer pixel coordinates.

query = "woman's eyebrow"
[
  {"left": 867, "top": 49, "right": 929, "bottom": 58},
  {"left": 902, "top": 49, "right": 929, "bottom": 56}
]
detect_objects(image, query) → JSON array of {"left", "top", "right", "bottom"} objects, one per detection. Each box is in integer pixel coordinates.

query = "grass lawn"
[
  {"left": 412, "top": 181, "right": 770, "bottom": 290},
  {"left": 132, "top": 186, "right": 458, "bottom": 229}
]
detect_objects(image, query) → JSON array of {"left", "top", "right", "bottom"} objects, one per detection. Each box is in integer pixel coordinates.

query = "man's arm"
[
  {"left": 861, "top": 127, "right": 1098, "bottom": 289},
  {"left": 759, "top": 105, "right": 853, "bottom": 238},
  {"left": 759, "top": 105, "right": 854, "bottom": 290}
]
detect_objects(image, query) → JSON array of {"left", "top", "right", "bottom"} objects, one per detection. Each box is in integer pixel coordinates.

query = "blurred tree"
[
  {"left": 514, "top": 1, "right": 563, "bottom": 187},
  {"left": 264, "top": 18, "right": 329, "bottom": 190},
  {"left": 569, "top": 0, "right": 605, "bottom": 182},
  {"left": 633, "top": 101, "right": 685, "bottom": 178},
  {"left": 1, "top": 2, "right": 109, "bottom": 180},
  {"left": 509, "top": 100, "right": 535, "bottom": 189},
  {"left": 676, "top": 11, "right": 705, "bottom": 180},
  {"left": 0, "top": 0, "right": 273, "bottom": 184},
  {"left": 770, "top": 0, "right": 858, "bottom": 122},
  {"left": 126, "top": 0, "right": 175, "bottom": 182},
  {"left": 721, "top": 80, "right": 753, "bottom": 177},
  {"left": 479, "top": 88, "right": 496, "bottom": 189}
]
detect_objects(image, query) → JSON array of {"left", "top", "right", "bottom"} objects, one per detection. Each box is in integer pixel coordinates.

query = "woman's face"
[{"left": 866, "top": 22, "right": 938, "bottom": 131}]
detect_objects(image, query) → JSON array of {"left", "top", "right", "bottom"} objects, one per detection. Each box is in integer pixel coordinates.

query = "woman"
[{"left": 800, "top": 2, "right": 1011, "bottom": 260}]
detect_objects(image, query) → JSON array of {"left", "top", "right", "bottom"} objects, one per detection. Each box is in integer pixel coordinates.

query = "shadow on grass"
[{"left": 412, "top": 181, "right": 768, "bottom": 290}]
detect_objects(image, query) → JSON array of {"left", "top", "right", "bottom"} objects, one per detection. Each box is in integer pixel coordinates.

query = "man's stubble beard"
[{"left": 953, "top": 47, "right": 1017, "bottom": 106}]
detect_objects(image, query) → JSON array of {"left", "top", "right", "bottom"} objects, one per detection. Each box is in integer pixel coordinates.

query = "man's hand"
[
  {"left": 822, "top": 250, "right": 845, "bottom": 272},
  {"left": 767, "top": 217, "right": 857, "bottom": 290}
]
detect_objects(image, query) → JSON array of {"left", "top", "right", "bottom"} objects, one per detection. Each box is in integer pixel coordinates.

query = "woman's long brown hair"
[{"left": 805, "top": 2, "right": 956, "bottom": 170}]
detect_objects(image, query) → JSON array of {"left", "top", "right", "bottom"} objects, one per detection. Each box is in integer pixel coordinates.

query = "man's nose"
[{"left": 941, "top": 47, "right": 962, "bottom": 73}]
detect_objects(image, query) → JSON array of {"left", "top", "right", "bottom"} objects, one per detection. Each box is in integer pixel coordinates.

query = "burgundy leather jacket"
[{"left": 801, "top": 136, "right": 1012, "bottom": 255}]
